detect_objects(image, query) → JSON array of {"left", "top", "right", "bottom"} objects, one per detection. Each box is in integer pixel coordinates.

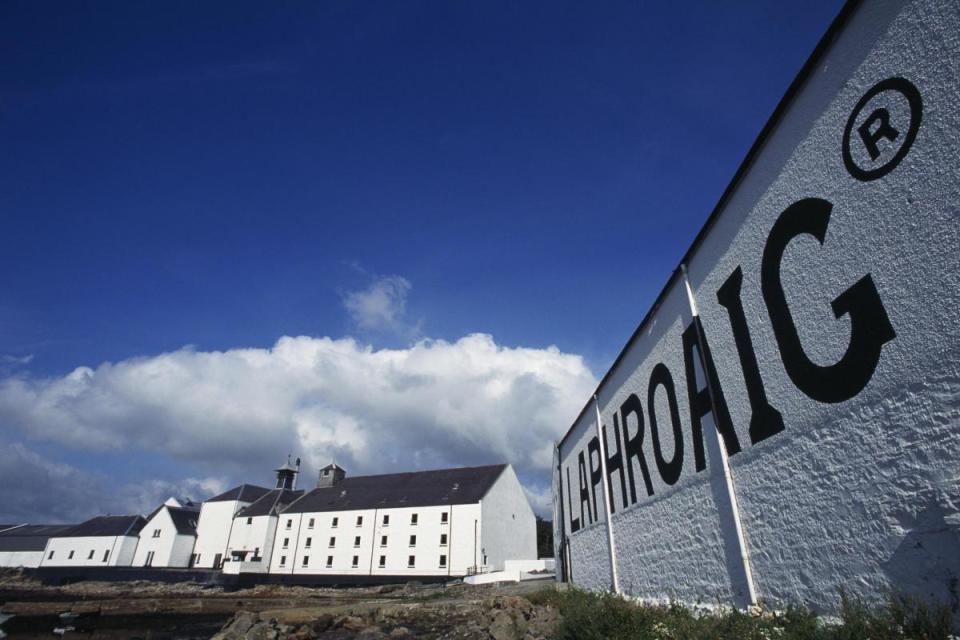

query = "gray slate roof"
[
  {"left": 206, "top": 484, "right": 272, "bottom": 503},
  {"left": 168, "top": 506, "right": 201, "bottom": 535},
  {"left": 60, "top": 515, "right": 146, "bottom": 538},
  {"left": 283, "top": 464, "right": 506, "bottom": 514},
  {"left": 236, "top": 489, "right": 304, "bottom": 518},
  {"left": 0, "top": 524, "right": 75, "bottom": 551}
]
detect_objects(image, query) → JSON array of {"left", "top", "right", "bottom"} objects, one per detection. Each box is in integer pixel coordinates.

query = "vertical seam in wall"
[
  {"left": 681, "top": 263, "right": 758, "bottom": 606},
  {"left": 594, "top": 395, "right": 621, "bottom": 594}
]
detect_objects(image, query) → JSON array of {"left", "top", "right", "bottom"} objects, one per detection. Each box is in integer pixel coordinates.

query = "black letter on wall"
[
  {"left": 587, "top": 437, "right": 602, "bottom": 522},
  {"left": 716, "top": 266, "right": 785, "bottom": 444},
  {"left": 682, "top": 317, "right": 741, "bottom": 471},
  {"left": 647, "top": 363, "right": 684, "bottom": 485},
  {"left": 566, "top": 466, "right": 580, "bottom": 533},
  {"left": 602, "top": 420, "right": 628, "bottom": 513},
  {"left": 620, "top": 394, "right": 654, "bottom": 502},
  {"left": 761, "top": 198, "right": 896, "bottom": 403},
  {"left": 577, "top": 451, "right": 593, "bottom": 526}
]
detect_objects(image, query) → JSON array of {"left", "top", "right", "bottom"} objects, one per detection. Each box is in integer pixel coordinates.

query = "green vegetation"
[{"left": 526, "top": 587, "right": 955, "bottom": 640}]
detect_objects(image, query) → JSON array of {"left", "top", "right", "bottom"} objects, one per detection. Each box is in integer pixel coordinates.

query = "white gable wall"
[
  {"left": 133, "top": 508, "right": 196, "bottom": 567},
  {"left": 193, "top": 500, "right": 244, "bottom": 568},
  {"left": 480, "top": 465, "right": 537, "bottom": 571},
  {"left": 226, "top": 514, "right": 279, "bottom": 570}
]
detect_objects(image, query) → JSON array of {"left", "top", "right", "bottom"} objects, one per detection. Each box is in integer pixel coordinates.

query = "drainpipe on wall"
[
  {"left": 368, "top": 508, "right": 378, "bottom": 576},
  {"left": 681, "top": 263, "right": 758, "bottom": 606},
  {"left": 594, "top": 394, "right": 621, "bottom": 595}
]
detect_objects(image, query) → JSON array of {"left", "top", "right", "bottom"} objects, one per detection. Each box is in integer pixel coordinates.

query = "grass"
[{"left": 526, "top": 587, "right": 956, "bottom": 640}]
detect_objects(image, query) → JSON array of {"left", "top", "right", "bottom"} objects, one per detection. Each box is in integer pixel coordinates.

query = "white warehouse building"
[
  {"left": 39, "top": 515, "right": 146, "bottom": 568},
  {"left": 0, "top": 524, "right": 74, "bottom": 568},
  {"left": 268, "top": 463, "right": 536, "bottom": 578},
  {"left": 192, "top": 484, "right": 271, "bottom": 569},
  {"left": 133, "top": 498, "right": 201, "bottom": 568}
]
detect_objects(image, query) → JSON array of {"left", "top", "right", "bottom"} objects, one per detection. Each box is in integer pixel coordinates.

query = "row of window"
[
  {"left": 278, "top": 554, "right": 448, "bottom": 569},
  {"left": 48, "top": 549, "right": 109, "bottom": 562},
  {"left": 283, "top": 511, "right": 449, "bottom": 530},
  {"left": 281, "top": 533, "right": 448, "bottom": 550}
]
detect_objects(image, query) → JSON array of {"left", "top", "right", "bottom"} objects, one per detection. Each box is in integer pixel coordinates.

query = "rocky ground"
[{"left": 0, "top": 570, "right": 561, "bottom": 639}]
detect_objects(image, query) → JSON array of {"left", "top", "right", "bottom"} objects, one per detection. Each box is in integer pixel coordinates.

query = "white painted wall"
[
  {"left": 133, "top": 508, "right": 196, "bottom": 567},
  {"left": 556, "top": 0, "right": 960, "bottom": 618},
  {"left": 480, "top": 465, "right": 537, "bottom": 571},
  {"left": 269, "top": 504, "right": 482, "bottom": 577},
  {"left": 225, "top": 514, "right": 279, "bottom": 572},
  {"left": 40, "top": 535, "right": 139, "bottom": 567},
  {"left": 193, "top": 500, "right": 244, "bottom": 568},
  {"left": 0, "top": 551, "right": 43, "bottom": 568}
]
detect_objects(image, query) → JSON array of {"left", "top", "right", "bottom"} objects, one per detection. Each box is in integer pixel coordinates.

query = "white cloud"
[
  {"left": 342, "top": 275, "right": 415, "bottom": 333},
  {"left": 0, "top": 334, "right": 596, "bottom": 517}
]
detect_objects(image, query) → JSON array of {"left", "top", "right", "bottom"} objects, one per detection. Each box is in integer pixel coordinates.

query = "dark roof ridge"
[{"left": 281, "top": 463, "right": 509, "bottom": 514}]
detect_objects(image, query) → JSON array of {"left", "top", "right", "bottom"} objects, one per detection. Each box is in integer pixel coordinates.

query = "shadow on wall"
[
  {"left": 883, "top": 497, "right": 960, "bottom": 614},
  {"left": 701, "top": 410, "right": 754, "bottom": 609}
]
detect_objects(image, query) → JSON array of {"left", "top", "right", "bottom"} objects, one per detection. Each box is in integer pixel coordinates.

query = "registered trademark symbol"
[{"left": 842, "top": 77, "right": 922, "bottom": 182}]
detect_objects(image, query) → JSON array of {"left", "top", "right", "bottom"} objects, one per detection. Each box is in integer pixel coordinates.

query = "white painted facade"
[
  {"left": 132, "top": 507, "right": 197, "bottom": 568},
  {"left": 269, "top": 504, "right": 483, "bottom": 577},
  {"left": 554, "top": 0, "right": 960, "bottom": 620},
  {"left": 40, "top": 535, "right": 139, "bottom": 567},
  {"left": 193, "top": 501, "right": 243, "bottom": 569},
  {"left": 0, "top": 550, "right": 44, "bottom": 568},
  {"left": 268, "top": 464, "right": 536, "bottom": 578},
  {"left": 222, "top": 514, "right": 279, "bottom": 574},
  {"left": 480, "top": 465, "right": 537, "bottom": 572}
]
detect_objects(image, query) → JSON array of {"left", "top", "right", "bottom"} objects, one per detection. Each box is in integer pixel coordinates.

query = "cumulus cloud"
[
  {"left": 342, "top": 275, "right": 415, "bottom": 334},
  {"left": 0, "top": 334, "right": 596, "bottom": 517}
]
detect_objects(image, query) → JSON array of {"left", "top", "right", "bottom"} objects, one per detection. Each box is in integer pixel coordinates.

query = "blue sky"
[{"left": 0, "top": 1, "right": 844, "bottom": 521}]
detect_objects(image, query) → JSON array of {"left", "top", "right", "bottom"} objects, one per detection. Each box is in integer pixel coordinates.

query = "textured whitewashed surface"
[{"left": 556, "top": 0, "right": 960, "bottom": 616}]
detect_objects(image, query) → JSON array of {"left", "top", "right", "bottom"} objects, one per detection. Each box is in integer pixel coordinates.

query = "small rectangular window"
[
  {"left": 88, "top": 550, "right": 94, "bottom": 559},
  {"left": 409, "top": 535, "right": 416, "bottom": 547},
  {"left": 308, "top": 518, "right": 315, "bottom": 528},
  {"left": 280, "top": 555, "right": 287, "bottom": 566},
  {"left": 326, "top": 555, "right": 333, "bottom": 568},
  {"left": 305, "top": 537, "right": 312, "bottom": 548},
  {"left": 286, "top": 519, "right": 292, "bottom": 529},
  {"left": 246, "top": 517, "right": 253, "bottom": 525},
  {"left": 328, "top": 536, "right": 335, "bottom": 548},
  {"left": 382, "top": 514, "right": 390, "bottom": 526},
  {"left": 283, "top": 537, "right": 289, "bottom": 549},
  {"left": 332, "top": 517, "right": 339, "bottom": 528},
  {"left": 380, "top": 535, "right": 387, "bottom": 547},
  {"left": 354, "top": 536, "right": 361, "bottom": 548},
  {"left": 356, "top": 516, "right": 363, "bottom": 527},
  {"left": 102, "top": 550, "right": 109, "bottom": 562},
  {"left": 440, "top": 533, "right": 448, "bottom": 546},
  {"left": 68, "top": 550, "right": 74, "bottom": 559},
  {"left": 439, "top": 554, "right": 447, "bottom": 567},
  {"left": 408, "top": 555, "right": 415, "bottom": 568},
  {"left": 302, "top": 555, "right": 309, "bottom": 567},
  {"left": 48, "top": 551, "right": 54, "bottom": 559},
  {"left": 379, "top": 555, "right": 386, "bottom": 567},
  {"left": 411, "top": 513, "right": 418, "bottom": 525},
  {"left": 153, "top": 528, "right": 161, "bottom": 537},
  {"left": 351, "top": 555, "right": 359, "bottom": 568},
  {"left": 441, "top": 512, "right": 448, "bottom": 524}
]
